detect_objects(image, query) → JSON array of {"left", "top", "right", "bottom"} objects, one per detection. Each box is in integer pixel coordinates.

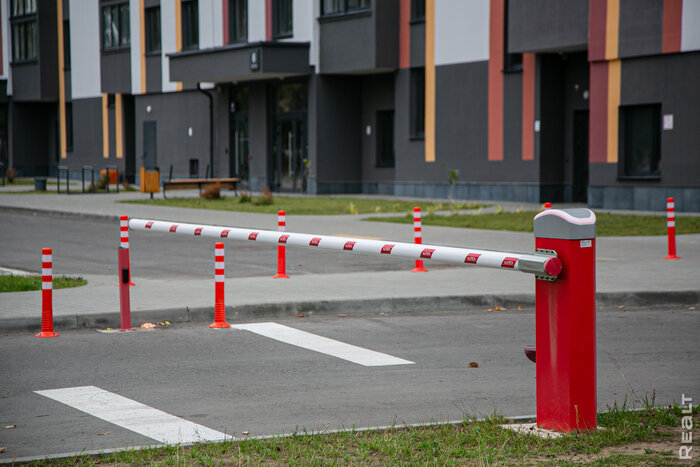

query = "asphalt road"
[
  {"left": 0, "top": 211, "right": 420, "bottom": 279},
  {"left": 1, "top": 306, "right": 698, "bottom": 461}
]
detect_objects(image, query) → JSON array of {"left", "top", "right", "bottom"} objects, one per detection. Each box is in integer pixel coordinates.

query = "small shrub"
[
  {"left": 254, "top": 184, "right": 274, "bottom": 205},
  {"left": 348, "top": 202, "right": 358, "bottom": 215},
  {"left": 495, "top": 204, "right": 503, "bottom": 214},
  {"left": 6, "top": 167, "right": 17, "bottom": 183},
  {"left": 96, "top": 173, "right": 108, "bottom": 190},
  {"left": 427, "top": 206, "right": 436, "bottom": 217},
  {"left": 200, "top": 183, "right": 222, "bottom": 199},
  {"left": 374, "top": 206, "right": 382, "bottom": 213},
  {"left": 239, "top": 190, "right": 253, "bottom": 203}
]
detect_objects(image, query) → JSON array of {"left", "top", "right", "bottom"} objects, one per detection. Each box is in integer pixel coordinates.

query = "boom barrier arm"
[{"left": 129, "top": 218, "right": 563, "bottom": 279}]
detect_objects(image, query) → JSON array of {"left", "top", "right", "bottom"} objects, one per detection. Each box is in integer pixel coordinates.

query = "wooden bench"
[{"left": 162, "top": 177, "right": 241, "bottom": 198}]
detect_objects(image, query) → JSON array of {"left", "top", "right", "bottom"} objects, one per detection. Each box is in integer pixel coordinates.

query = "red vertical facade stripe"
[
  {"left": 399, "top": 0, "right": 410, "bottom": 69},
  {"left": 589, "top": 62, "right": 609, "bottom": 163},
  {"left": 588, "top": 0, "right": 607, "bottom": 62},
  {"left": 265, "top": 0, "right": 272, "bottom": 41},
  {"left": 662, "top": 0, "right": 683, "bottom": 53},
  {"left": 222, "top": 0, "right": 229, "bottom": 45},
  {"left": 488, "top": 0, "right": 504, "bottom": 161},
  {"left": 521, "top": 53, "right": 535, "bottom": 161}
]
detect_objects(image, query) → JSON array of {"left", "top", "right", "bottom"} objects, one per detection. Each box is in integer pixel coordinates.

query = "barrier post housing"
[
  {"left": 118, "top": 247, "right": 132, "bottom": 331},
  {"left": 534, "top": 208, "right": 597, "bottom": 432}
]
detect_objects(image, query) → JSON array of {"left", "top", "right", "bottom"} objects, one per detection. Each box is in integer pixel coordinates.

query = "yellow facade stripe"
[
  {"left": 115, "top": 93, "right": 123, "bottom": 159},
  {"left": 175, "top": 0, "right": 183, "bottom": 91},
  {"left": 57, "top": 0, "right": 67, "bottom": 159},
  {"left": 424, "top": 0, "right": 435, "bottom": 163},
  {"left": 607, "top": 59, "right": 621, "bottom": 163},
  {"left": 102, "top": 94, "right": 109, "bottom": 158},
  {"left": 140, "top": 0, "right": 146, "bottom": 94},
  {"left": 605, "top": 0, "right": 619, "bottom": 60}
]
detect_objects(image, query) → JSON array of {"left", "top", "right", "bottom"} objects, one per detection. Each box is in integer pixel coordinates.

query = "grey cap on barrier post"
[{"left": 534, "top": 208, "right": 596, "bottom": 240}]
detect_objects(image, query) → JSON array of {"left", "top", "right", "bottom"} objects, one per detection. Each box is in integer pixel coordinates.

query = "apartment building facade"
[{"left": 2, "top": 0, "right": 699, "bottom": 211}]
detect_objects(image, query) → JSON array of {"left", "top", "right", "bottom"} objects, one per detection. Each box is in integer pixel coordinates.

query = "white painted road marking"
[
  {"left": 231, "top": 322, "right": 415, "bottom": 367},
  {"left": 35, "top": 386, "right": 229, "bottom": 444}
]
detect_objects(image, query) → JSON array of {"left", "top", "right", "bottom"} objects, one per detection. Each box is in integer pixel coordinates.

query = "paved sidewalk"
[{"left": 1, "top": 190, "right": 698, "bottom": 333}]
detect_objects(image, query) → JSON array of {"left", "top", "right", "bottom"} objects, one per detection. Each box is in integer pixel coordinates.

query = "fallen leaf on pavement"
[
  {"left": 618, "top": 305, "right": 625, "bottom": 309},
  {"left": 97, "top": 432, "right": 111, "bottom": 436},
  {"left": 157, "top": 320, "right": 171, "bottom": 326},
  {"left": 486, "top": 308, "right": 493, "bottom": 312},
  {"left": 242, "top": 431, "right": 250, "bottom": 436},
  {"left": 493, "top": 306, "right": 500, "bottom": 311},
  {"left": 337, "top": 314, "right": 347, "bottom": 318},
  {"left": 469, "top": 362, "right": 479, "bottom": 368},
  {"left": 517, "top": 305, "right": 523, "bottom": 311},
  {"left": 141, "top": 323, "right": 156, "bottom": 329},
  {"left": 4, "top": 425, "right": 16, "bottom": 429},
  {"left": 689, "top": 307, "right": 696, "bottom": 311},
  {"left": 296, "top": 314, "right": 306, "bottom": 318},
  {"left": 0, "top": 447, "right": 7, "bottom": 453}
]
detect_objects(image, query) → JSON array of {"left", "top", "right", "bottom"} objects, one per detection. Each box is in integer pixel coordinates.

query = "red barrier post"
[
  {"left": 273, "top": 210, "right": 290, "bottom": 279},
  {"left": 534, "top": 209, "right": 597, "bottom": 432},
  {"left": 210, "top": 242, "right": 230, "bottom": 328},
  {"left": 411, "top": 207, "right": 428, "bottom": 272},
  {"left": 665, "top": 197, "right": 680, "bottom": 259},
  {"left": 118, "top": 248, "right": 132, "bottom": 331},
  {"left": 120, "top": 215, "right": 135, "bottom": 285},
  {"left": 36, "top": 248, "right": 59, "bottom": 338}
]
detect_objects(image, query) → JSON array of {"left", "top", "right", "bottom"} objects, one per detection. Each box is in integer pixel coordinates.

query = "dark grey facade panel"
[
  {"left": 64, "top": 71, "right": 72, "bottom": 101},
  {"left": 374, "top": 0, "right": 399, "bottom": 69},
  {"left": 588, "top": 183, "right": 700, "bottom": 212},
  {"left": 10, "top": 102, "right": 56, "bottom": 176},
  {"left": 101, "top": 50, "right": 132, "bottom": 94},
  {"left": 618, "top": 0, "right": 662, "bottom": 58},
  {"left": 410, "top": 23, "right": 425, "bottom": 68},
  {"left": 248, "top": 82, "right": 269, "bottom": 186},
  {"left": 503, "top": 72, "right": 523, "bottom": 163},
  {"left": 360, "top": 73, "right": 395, "bottom": 182},
  {"left": 314, "top": 75, "right": 361, "bottom": 183},
  {"left": 508, "top": 0, "right": 589, "bottom": 53},
  {"left": 319, "top": 14, "right": 375, "bottom": 73},
  {"left": 619, "top": 52, "right": 700, "bottom": 187},
  {"left": 68, "top": 97, "right": 104, "bottom": 168},
  {"left": 11, "top": 64, "right": 42, "bottom": 102},
  {"left": 146, "top": 55, "right": 162, "bottom": 93},
  {"left": 538, "top": 54, "right": 566, "bottom": 186},
  {"left": 38, "top": 0, "right": 59, "bottom": 99}
]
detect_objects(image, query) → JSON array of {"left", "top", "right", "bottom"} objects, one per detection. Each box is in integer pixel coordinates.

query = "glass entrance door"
[
  {"left": 231, "top": 116, "right": 249, "bottom": 182},
  {"left": 273, "top": 114, "right": 306, "bottom": 192}
]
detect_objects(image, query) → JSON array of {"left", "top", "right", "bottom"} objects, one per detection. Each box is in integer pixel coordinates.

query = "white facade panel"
[
  {"left": 434, "top": 0, "right": 490, "bottom": 66},
  {"left": 130, "top": 0, "right": 142, "bottom": 95},
  {"left": 248, "top": 0, "right": 266, "bottom": 42},
  {"left": 681, "top": 0, "right": 700, "bottom": 52},
  {"left": 69, "top": 0, "right": 102, "bottom": 99},
  {"left": 161, "top": 0, "right": 178, "bottom": 92},
  {"left": 199, "top": 0, "right": 224, "bottom": 49},
  {"left": 289, "top": 0, "right": 315, "bottom": 66},
  {"left": 2, "top": 0, "right": 11, "bottom": 93}
]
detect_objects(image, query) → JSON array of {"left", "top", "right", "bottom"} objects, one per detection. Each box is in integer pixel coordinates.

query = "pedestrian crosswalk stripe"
[
  {"left": 231, "top": 322, "right": 415, "bottom": 366},
  {"left": 35, "top": 386, "right": 229, "bottom": 444}
]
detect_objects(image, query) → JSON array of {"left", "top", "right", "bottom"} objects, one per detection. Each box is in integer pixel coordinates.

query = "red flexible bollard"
[
  {"left": 411, "top": 207, "right": 428, "bottom": 272},
  {"left": 273, "top": 210, "right": 290, "bottom": 278},
  {"left": 120, "top": 215, "right": 135, "bottom": 285},
  {"left": 210, "top": 242, "right": 230, "bottom": 328},
  {"left": 36, "top": 248, "right": 59, "bottom": 338},
  {"left": 665, "top": 197, "right": 680, "bottom": 259}
]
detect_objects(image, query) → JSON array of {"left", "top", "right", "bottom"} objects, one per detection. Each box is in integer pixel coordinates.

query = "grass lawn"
[
  {"left": 367, "top": 210, "right": 700, "bottom": 236},
  {"left": 122, "top": 196, "right": 483, "bottom": 216},
  {"left": 0, "top": 275, "right": 87, "bottom": 293},
  {"left": 32, "top": 404, "right": 697, "bottom": 466}
]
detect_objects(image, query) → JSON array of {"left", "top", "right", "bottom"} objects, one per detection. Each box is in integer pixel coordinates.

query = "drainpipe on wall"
[{"left": 197, "top": 83, "right": 214, "bottom": 178}]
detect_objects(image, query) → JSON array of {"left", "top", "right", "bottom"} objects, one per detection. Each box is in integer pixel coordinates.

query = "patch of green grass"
[
  {"left": 122, "top": 196, "right": 483, "bottom": 216},
  {"left": 30, "top": 405, "right": 696, "bottom": 466},
  {"left": 0, "top": 275, "right": 87, "bottom": 293},
  {"left": 367, "top": 210, "right": 700, "bottom": 236}
]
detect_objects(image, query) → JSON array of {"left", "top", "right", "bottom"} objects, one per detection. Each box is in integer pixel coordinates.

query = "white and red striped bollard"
[
  {"left": 120, "top": 215, "right": 135, "bottom": 285},
  {"left": 36, "top": 247, "right": 59, "bottom": 338},
  {"left": 665, "top": 197, "right": 680, "bottom": 259},
  {"left": 273, "top": 210, "right": 290, "bottom": 278},
  {"left": 210, "top": 242, "right": 230, "bottom": 328},
  {"left": 411, "top": 206, "right": 428, "bottom": 272}
]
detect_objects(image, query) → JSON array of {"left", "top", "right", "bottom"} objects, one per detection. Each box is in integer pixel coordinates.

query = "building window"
[
  {"left": 411, "top": 0, "right": 424, "bottom": 21},
  {"left": 410, "top": 68, "right": 425, "bottom": 138},
  {"left": 10, "top": 0, "right": 37, "bottom": 62},
  {"left": 65, "top": 103, "right": 74, "bottom": 153},
  {"left": 321, "top": 0, "right": 370, "bottom": 16},
  {"left": 102, "top": 2, "right": 130, "bottom": 50},
  {"left": 503, "top": 0, "right": 522, "bottom": 71},
  {"left": 63, "top": 21, "right": 71, "bottom": 68},
  {"left": 145, "top": 6, "right": 161, "bottom": 53},
  {"left": 376, "top": 110, "right": 395, "bottom": 168},
  {"left": 181, "top": 0, "right": 199, "bottom": 50},
  {"left": 272, "top": 0, "right": 293, "bottom": 39},
  {"left": 620, "top": 104, "right": 661, "bottom": 178},
  {"left": 228, "top": 0, "right": 247, "bottom": 43}
]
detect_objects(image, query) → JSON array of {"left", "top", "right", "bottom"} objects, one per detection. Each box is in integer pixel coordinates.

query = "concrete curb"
[{"left": 2, "top": 291, "right": 697, "bottom": 334}]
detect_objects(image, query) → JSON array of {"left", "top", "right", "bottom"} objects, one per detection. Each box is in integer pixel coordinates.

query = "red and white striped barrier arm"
[{"left": 129, "top": 218, "right": 563, "bottom": 279}]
